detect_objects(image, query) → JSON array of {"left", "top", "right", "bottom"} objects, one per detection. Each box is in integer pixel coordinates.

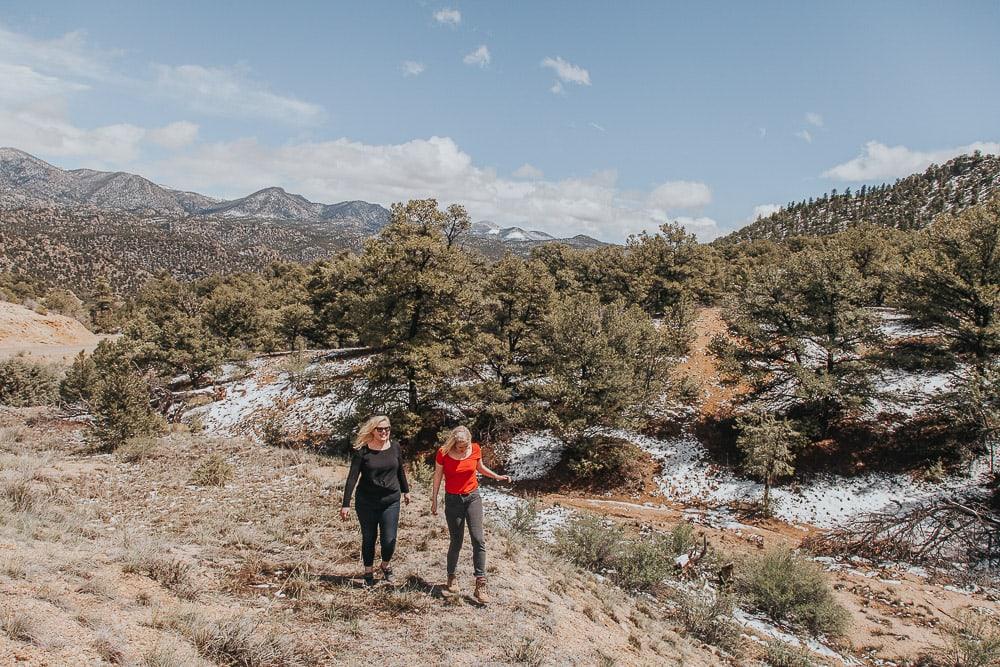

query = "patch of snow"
[
  {"left": 609, "top": 428, "right": 988, "bottom": 528},
  {"left": 733, "top": 608, "right": 860, "bottom": 665},
  {"left": 499, "top": 431, "right": 566, "bottom": 481}
]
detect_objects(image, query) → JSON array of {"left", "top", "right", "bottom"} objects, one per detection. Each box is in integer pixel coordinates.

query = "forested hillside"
[{"left": 724, "top": 151, "right": 1000, "bottom": 242}]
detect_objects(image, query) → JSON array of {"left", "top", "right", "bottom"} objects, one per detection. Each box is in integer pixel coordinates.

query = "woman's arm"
[
  {"left": 397, "top": 444, "right": 410, "bottom": 504},
  {"left": 339, "top": 451, "right": 363, "bottom": 519},
  {"left": 430, "top": 463, "right": 444, "bottom": 514},
  {"left": 477, "top": 460, "right": 512, "bottom": 483}
]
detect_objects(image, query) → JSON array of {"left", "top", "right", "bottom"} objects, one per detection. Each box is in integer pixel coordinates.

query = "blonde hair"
[
  {"left": 354, "top": 415, "right": 390, "bottom": 450},
  {"left": 440, "top": 426, "right": 472, "bottom": 455}
]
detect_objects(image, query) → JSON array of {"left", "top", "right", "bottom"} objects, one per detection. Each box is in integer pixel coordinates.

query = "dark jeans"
[
  {"left": 355, "top": 496, "right": 400, "bottom": 568},
  {"left": 445, "top": 491, "right": 486, "bottom": 578}
]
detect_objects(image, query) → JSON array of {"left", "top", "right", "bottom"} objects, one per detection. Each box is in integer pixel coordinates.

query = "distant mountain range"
[
  {"left": 0, "top": 147, "right": 604, "bottom": 294},
  {"left": 0, "top": 147, "right": 600, "bottom": 248},
  {"left": 721, "top": 152, "right": 1000, "bottom": 243}
]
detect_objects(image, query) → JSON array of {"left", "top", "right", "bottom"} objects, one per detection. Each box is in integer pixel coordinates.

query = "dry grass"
[
  {"left": 1, "top": 608, "right": 42, "bottom": 644},
  {"left": 92, "top": 626, "right": 127, "bottom": 664},
  {"left": 117, "top": 436, "right": 159, "bottom": 463},
  {"left": 189, "top": 452, "right": 234, "bottom": 486}
]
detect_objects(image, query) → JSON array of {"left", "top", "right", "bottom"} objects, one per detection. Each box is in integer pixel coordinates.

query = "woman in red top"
[{"left": 431, "top": 426, "right": 510, "bottom": 604}]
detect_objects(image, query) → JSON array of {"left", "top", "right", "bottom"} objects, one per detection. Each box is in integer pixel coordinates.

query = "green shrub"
[
  {"left": 507, "top": 499, "right": 540, "bottom": 535},
  {"left": 612, "top": 533, "right": 675, "bottom": 591},
  {"left": 0, "top": 357, "right": 60, "bottom": 407},
  {"left": 60, "top": 350, "right": 97, "bottom": 406},
  {"left": 552, "top": 514, "right": 623, "bottom": 572},
  {"left": 737, "top": 548, "right": 849, "bottom": 636},
  {"left": 668, "top": 522, "right": 697, "bottom": 556},
  {"left": 673, "top": 588, "right": 741, "bottom": 654},
  {"left": 89, "top": 339, "right": 164, "bottom": 449},
  {"left": 566, "top": 436, "right": 648, "bottom": 490},
  {"left": 765, "top": 640, "right": 814, "bottom": 667}
]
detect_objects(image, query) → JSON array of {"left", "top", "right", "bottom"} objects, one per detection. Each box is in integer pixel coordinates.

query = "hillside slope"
[
  {"left": 723, "top": 152, "right": 1000, "bottom": 242},
  {"left": 0, "top": 300, "right": 98, "bottom": 360}
]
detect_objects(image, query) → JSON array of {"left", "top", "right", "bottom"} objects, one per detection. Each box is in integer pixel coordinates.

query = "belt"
[{"left": 446, "top": 490, "right": 479, "bottom": 498}]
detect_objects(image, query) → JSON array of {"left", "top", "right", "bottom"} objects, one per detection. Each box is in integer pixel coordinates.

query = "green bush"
[
  {"left": 737, "top": 548, "right": 849, "bottom": 636},
  {"left": 552, "top": 514, "right": 623, "bottom": 572},
  {"left": 765, "top": 640, "right": 814, "bottom": 667},
  {"left": 507, "top": 499, "right": 540, "bottom": 535},
  {"left": 553, "top": 513, "right": 681, "bottom": 591},
  {"left": 60, "top": 350, "right": 97, "bottom": 406},
  {"left": 565, "top": 436, "right": 648, "bottom": 491},
  {"left": 673, "top": 588, "right": 741, "bottom": 654},
  {"left": 88, "top": 339, "right": 164, "bottom": 449},
  {"left": 0, "top": 357, "right": 60, "bottom": 407}
]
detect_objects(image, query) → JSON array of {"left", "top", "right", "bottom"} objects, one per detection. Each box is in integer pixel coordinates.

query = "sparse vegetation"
[
  {"left": 672, "top": 588, "right": 741, "bottom": 654},
  {"left": 190, "top": 452, "right": 234, "bottom": 486},
  {"left": 737, "top": 548, "right": 849, "bottom": 636},
  {"left": 117, "top": 436, "right": 159, "bottom": 463},
  {"left": 764, "top": 639, "right": 815, "bottom": 667},
  {"left": 938, "top": 610, "right": 1000, "bottom": 667},
  {"left": 0, "top": 608, "right": 41, "bottom": 644}
]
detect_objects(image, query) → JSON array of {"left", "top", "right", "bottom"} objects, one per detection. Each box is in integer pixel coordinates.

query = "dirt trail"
[
  {"left": 0, "top": 300, "right": 102, "bottom": 361},
  {"left": 676, "top": 306, "right": 736, "bottom": 416}
]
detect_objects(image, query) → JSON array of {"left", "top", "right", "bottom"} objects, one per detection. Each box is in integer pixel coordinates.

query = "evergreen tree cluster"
[{"left": 724, "top": 152, "right": 1000, "bottom": 242}]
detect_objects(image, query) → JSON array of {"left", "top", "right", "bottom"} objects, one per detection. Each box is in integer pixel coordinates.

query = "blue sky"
[{"left": 1, "top": 1, "right": 998, "bottom": 241}]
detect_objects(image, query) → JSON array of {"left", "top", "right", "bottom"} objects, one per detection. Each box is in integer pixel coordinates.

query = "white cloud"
[
  {"left": 550, "top": 81, "right": 565, "bottom": 95},
  {"left": 401, "top": 61, "right": 426, "bottom": 77},
  {"left": 463, "top": 45, "right": 491, "bottom": 68},
  {"left": 823, "top": 140, "right": 1000, "bottom": 181},
  {"left": 647, "top": 180, "right": 712, "bottom": 210},
  {"left": 752, "top": 203, "right": 780, "bottom": 220},
  {"left": 541, "top": 56, "right": 591, "bottom": 86},
  {"left": 0, "top": 23, "right": 119, "bottom": 83},
  {"left": 795, "top": 129, "right": 813, "bottom": 143},
  {"left": 671, "top": 216, "right": 720, "bottom": 240},
  {"left": 434, "top": 8, "right": 462, "bottom": 25},
  {"left": 758, "top": 127, "right": 767, "bottom": 139},
  {"left": 152, "top": 64, "right": 326, "bottom": 125},
  {"left": 148, "top": 121, "right": 199, "bottom": 149},
  {"left": 805, "top": 112, "right": 824, "bottom": 127},
  {"left": 142, "top": 135, "right": 716, "bottom": 242},
  {"left": 589, "top": 122, "right": 606, "bottom": 133},
  {"left": 0, "top": 63, "right": 88, "bottom": 104},
  {"left": 513, "top": 164, "right": 544, "bottom": 179}
]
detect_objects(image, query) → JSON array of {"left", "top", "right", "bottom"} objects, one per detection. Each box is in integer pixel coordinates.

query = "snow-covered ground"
[
  {"left": 183, "top": 353, "right": 366, "bottom": 439},
  {"left": 497, "top": 431, "right": 566, "bottom": 481},
  {"left": 498, "top": 427, "right": 987, "bottom": 529}
]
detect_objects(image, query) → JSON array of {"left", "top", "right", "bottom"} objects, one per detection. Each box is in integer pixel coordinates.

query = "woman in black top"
[{"left": 340, "top": 415, "right": 410, "bottom": 586}]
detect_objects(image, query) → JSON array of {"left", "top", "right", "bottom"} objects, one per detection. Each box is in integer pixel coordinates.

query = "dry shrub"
[
  {"left": 187, "top": 613, "right": 310, "bottom": 666},
  {"left": 190, "top": 453, "right": 234, "bottom": 486},
  {"left": 140, "top": 639, "right": 193, "bottom": 667},
  {"left": 672, "top": 588, "right": 741, "bottom": 654},
  {"left": 502, "top": 634, "right": 546, "bottom": 666},
  {"left": 325, "top": 595, "right": 365, "bottom": 623},
  {"left": 0, "top": 608, "right": 41, "bottom": 644},
  {"left": 737, "top": 549, "right": 849, "bottom": 636},
  {"left": 507, "top": 499, "right": 540, "bottom": 535},
  {"left": 92, "top": 627, "right": 126, "bottom": 664},
  {"left": 938, "top": 610, "right": 1000, "bottom": 667},
  {"left": 1, "top": 476, "right": 46, "bottom": 513},
  {"left": 117, "top": 436, "right": 158, "bottom": 463},
  {"left": 123, "top": 548, "right": 198, "bottom": 600}
]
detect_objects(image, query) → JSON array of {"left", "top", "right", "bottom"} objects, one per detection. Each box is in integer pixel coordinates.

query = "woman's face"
[
  {"left": 371, "top": 422, "right": 391, "bottom": 446},
  {"left": 453, "top": 437, "right": 471, "bottom": 453}
]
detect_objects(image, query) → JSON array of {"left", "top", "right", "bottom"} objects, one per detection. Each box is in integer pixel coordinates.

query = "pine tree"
[
  {"left": 715, "top": 241, "right": 883, "bottom": 432},
  {"left": 89, "top": 339, "right": 164, "bottom": 449},
  {"left": 89, "top": 276, "right": 117, "bottom": 332},
  {"left": 60, "top": 350, "right": 98, "bottom": 406},
  {"left": 348, "top": 199, "right": 481, "bottom": 439},
  {"left": 736, "top": 411, "right": 806, "bottom": 516},
  {"left": 538, "top": 292, "right": 685, "bottom": 443}
]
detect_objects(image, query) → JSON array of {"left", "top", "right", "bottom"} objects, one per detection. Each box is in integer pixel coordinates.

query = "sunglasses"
[{"left": 374, "top": 427, "right": 391, "bottom": 433}]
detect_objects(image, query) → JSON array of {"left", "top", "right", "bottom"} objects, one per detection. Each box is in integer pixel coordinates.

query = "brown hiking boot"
[
  {"left": 474, "top": 577, "right": 489, "bottom": 605},
  {"left": 443, "top": 574, "right": 457, "bottom": 596}
]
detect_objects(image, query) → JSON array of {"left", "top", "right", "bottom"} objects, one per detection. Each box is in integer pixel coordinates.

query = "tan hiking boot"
[
  {"left": 474, "top": 577, "right": 489, "bottom": 605},
  {"left": 443, "top": 574, "right": 457, "bottom": 596}
]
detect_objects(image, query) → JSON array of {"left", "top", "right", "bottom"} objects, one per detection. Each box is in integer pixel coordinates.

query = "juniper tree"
[
  {"left": 305, "top": 253, "right": 365, "bottom": 347},
  {"left": 538, "top": 292, "right": 687, "bottom": 444},
  {"left": 349, "top": 199, "right": 481, "bottom": 439},
  {"left": 89, "top": 339, "right": 164, "bottom": 449},
  {"left": 714, "top": 241, "right": 883, "bottom": 433},
  {"left": 60, "top": 350, "right": 97, "bottom": 406},
  {"left": 736, "top": 411, "right": 806, "bottom": 516},
  {"left": 462, "top": 255, "right": 555, "bottom": 436},
  {"left": 902, "top": 198, "right": 1000, "bottom": 365}
]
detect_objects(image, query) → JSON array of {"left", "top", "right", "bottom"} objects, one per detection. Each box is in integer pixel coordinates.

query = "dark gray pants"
[{"left": 444, "top": 491, "right": 486, "bottom": 578}]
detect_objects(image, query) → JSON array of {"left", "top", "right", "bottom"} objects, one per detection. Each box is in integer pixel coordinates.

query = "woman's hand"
[
  {"left": 498, "top": 474, "right": 513, "bottom": 483},
  {"left": 339, "top": 507, "right": 350, "bottom": 521},
  {"left": 403, "top": 493, "right": 411, "bottom": 505},
  {"left": 431, "top": 501, "right": 438, "bottom": 515}
]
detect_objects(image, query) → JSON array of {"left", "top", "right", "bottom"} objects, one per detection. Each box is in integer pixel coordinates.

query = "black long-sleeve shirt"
[{"left": 341, "top": 441, "right": 409, "bottom": 507}]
